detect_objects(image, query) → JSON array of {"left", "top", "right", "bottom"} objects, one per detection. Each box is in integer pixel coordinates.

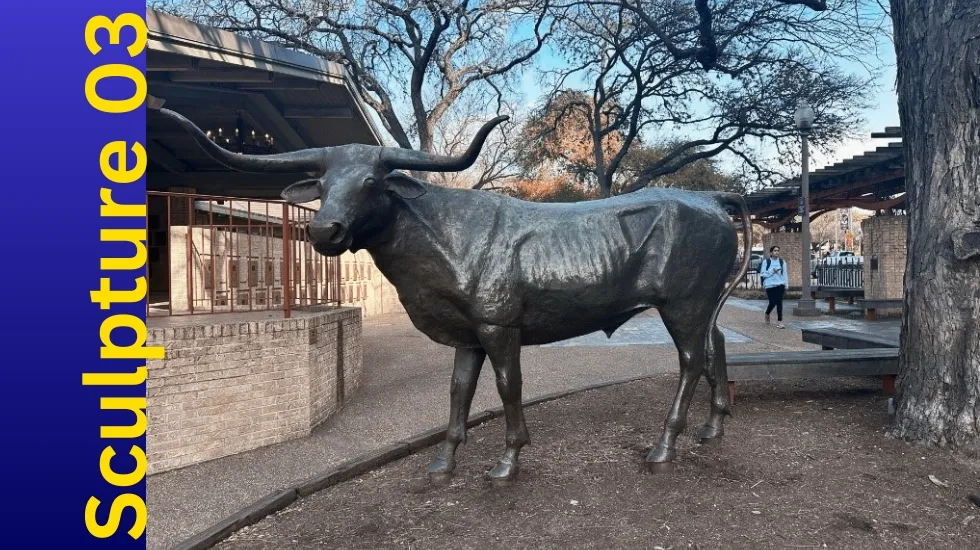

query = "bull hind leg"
[
  {"left": 477, "top": 324, "right": 528, "bottom": 486},
  {"left": 646, "top": 305, "right": 712, "bottom": 472},
  {"left": 696, "top": 325, "right": 731, "bottom": 445},
  {"left": 427, "top": 347, "right": 486, "bottom": 485}
]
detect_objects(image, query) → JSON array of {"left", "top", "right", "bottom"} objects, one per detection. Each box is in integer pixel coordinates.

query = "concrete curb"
[{"left": 172, "top": 372, "right": 657, "bottom": 549}]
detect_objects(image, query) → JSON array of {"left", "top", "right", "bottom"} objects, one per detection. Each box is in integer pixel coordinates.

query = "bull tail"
[{"left": 705, "top": 192, "right": 752, "bottom": 386}]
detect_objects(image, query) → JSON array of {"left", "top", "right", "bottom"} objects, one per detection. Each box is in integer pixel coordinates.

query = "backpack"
[{"left": 761, "top": 257, "right": 784, "bottom": 286}]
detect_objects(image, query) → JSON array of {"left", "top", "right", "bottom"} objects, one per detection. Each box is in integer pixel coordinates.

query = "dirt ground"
[{"left": 217, "top": 375, "right": 980, "bottom": 550}]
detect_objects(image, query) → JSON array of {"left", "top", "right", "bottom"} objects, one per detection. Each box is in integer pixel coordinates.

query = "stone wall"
[
  {"left": 146, "top": 307, "right": 362, "bottom": 475},
  {"left": 861, "top": 214, "right": 908, "bottom": 302},
  {"left": 762, "top": 232, "right": 804, "bottom": 289},
  {"left": 340, "top": 249, "right": 405, "bottom": 317}
]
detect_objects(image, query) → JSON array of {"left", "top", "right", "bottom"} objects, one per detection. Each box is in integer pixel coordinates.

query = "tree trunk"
[
  {"left": 598, "top": 174, "right": 613, "bottom": 199},
  {"left": 889, "top": 0, "right": 980, "bottom": 457}
]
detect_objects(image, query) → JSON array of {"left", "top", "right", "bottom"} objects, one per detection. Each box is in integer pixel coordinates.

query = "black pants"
[{"left": 765, "top": 285, "right": 785, "bottom": 320}]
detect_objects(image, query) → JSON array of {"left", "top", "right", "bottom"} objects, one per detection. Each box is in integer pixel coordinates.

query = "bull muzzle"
[{"left": 308, "top": 220, "right": 349, "bottom": 255}]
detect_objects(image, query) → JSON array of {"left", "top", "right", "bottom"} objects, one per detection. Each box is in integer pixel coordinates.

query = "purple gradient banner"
[{"left": 0, "top": 2, "right": 151, "bottom": 548}]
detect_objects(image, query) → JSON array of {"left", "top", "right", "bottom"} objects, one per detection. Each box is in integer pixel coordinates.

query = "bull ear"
[
  {"left": 281, "top": 178, "right": 322, "bottom": 204},
  {"left": 382, "top": 171, "right": 428, "bottom": 200}
]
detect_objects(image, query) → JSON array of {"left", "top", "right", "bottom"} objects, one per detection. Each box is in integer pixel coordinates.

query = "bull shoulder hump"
[{"left": 616, "top": 204, "right": 667, "bottom": 253}]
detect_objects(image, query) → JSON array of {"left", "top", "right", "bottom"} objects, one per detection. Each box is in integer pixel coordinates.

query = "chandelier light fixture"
[{"left": 205, "top": 111, "right": 275, "bottom": 154}]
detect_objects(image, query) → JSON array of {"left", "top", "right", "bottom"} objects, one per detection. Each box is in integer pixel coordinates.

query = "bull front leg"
[
  {"left": 477, "top": 324, "right": 529, "bottom": 486},
  {"left": 427, "top": 346, "right": 486, "bottom": 485}
]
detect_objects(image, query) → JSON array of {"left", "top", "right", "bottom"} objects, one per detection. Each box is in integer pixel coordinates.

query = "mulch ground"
[{"left": 217, "top": 375, "right": 980, "bottom": 549}]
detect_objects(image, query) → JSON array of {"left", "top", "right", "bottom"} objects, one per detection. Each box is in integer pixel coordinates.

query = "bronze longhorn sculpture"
[{"left": 156, "top": 106, "right": 751, "bottom": 485}]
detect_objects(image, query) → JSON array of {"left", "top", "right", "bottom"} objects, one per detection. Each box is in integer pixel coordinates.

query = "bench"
[
  {"left": 856, "top": 298, "right": 903, "bottom": 320},
  {"left": 801, "top": 327, "right": 898, "bottom": 350},
  {"left": 812, "top": 289, "right": 863, "bottom": 313},
  {"left": 725, "top": 348, "right": 898, "bottom": 404}
]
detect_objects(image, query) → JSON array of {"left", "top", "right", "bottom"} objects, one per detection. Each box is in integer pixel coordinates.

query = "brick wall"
[
  {"left": 146, "top": 307, "right": 362, "bottom": 475},
  {"left": 762, "top": 232, "right": 804, "bottom": 289},
  {"left": 861, "top": 214, "right": 908, "bottom": 301},
  {"left": 307, "top": 310, "right": 362, "bottom": 428}
]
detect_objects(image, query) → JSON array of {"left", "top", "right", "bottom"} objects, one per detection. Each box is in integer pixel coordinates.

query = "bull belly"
[{"left": 517, "top": 290, "right": 656, "bottom": 346}]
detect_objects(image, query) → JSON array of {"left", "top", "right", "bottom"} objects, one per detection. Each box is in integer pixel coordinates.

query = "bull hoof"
[
  {"left": 645, "top": 445, "right": 675, "bottom": 463},
  {"left": 426, "top": 456, "right": 455, "bottom": 484},
  {"left": 487, "top": 459, "right": 519, "bottom": 486},
  {"left": 697, "top": 424, "right": 724, "bottom": 445},
  {"left": 644, "top": 445, "right": 676, "bottom": 473}
]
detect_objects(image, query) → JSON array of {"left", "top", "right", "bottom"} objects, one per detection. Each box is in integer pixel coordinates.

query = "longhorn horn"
[
  {"left": 380, "top": 115, "right": 509, "bottom": 172},
  {"left": 156, "top": 108, "right": 326, "bottom": 174}
]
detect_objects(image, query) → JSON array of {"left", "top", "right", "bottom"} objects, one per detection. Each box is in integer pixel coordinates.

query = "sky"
[{"left": 361, "top": 2, "right": 903, "bottom": 181}]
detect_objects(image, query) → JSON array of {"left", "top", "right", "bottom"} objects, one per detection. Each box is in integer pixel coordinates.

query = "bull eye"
[{"left": 363, "top": 177, "right": 377, "bottom": 187}]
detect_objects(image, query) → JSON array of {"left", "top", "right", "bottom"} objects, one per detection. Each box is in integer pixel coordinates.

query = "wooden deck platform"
[
  {"left": 856, "top": 298, "right": 904, "bottom": 320},
  {"left": 725, "top": 348, "right": 898, "bottom": 404},
  {"left": 725, "top": 323, "right": 900, "bottom": 404},
  {"left": 801, "top": 327, "right": 898, "bottom": 350}
]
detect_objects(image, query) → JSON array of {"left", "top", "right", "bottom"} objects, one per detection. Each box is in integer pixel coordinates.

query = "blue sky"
[{"left": 364, "top": 4, "right": 902, "bottom": 179}]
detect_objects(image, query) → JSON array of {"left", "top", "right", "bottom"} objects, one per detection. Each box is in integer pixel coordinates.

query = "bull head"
[{"left": 155, "top": 107, "right": 508, "bottom": 256}]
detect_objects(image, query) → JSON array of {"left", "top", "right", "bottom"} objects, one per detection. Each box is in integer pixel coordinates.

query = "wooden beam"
[
  {"left": 801, "top": 328, "right": 898, "bottom": 349},
  {"left": 244, "top": 95, "right": 309, "bottom": 152},
  {"left": 814, "top": 194, "right": 907, "bottom": 212},
  {"left": 871, "top": 127, "right": 902, "bottom": 138},
  {"left": 169, "top": 70, "right": 273, "bottom": 83},
  {"left": 147, "top": 140, "right": 187, "bottom": 173},
  {"left": 147, "top": 52, "right": 198, "bottom": 72},
  {"left": 147, "top": 81, "right": 308, "bottom": 153},
  {"left": 149, "top": 81, "right": 252, "bottom": 104},
  {"left": 282, "top": 107, "right": 354, "bottom": 119},
  {"left": 727, "top": 348, "right": 898, "bottom": 380},
  {"left": 751, "top": 169, "right": 905, "bottom": 217},
  {"left": 237, "top": 79, "right": 323, "bottom": 91}
]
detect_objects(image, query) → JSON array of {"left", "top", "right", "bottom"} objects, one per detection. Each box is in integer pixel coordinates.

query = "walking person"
[{"left": 761, "top": 245, "right": 787, "bottom": 329}]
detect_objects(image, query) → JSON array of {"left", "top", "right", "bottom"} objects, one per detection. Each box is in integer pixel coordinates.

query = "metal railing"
[
  {"left": 146, "top": 191, "right": 342, "bottom": 318},
  {"left": 815, "top": 256, "right": 864, "bottom": 290}
]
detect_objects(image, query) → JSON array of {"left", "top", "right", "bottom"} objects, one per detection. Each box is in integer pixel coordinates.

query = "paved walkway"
[{"left": 147, "top": 299, "right": 882, "bottom": 549}]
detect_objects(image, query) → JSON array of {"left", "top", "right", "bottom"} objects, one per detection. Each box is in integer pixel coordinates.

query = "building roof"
[
  {"left": 744, "top": 129, "right": 906, "bottom": 229},
  {"left": 145, "top": 8, "right": 385, "bottom": 199}
]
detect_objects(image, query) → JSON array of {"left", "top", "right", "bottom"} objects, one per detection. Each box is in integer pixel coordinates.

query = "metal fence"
[
  {"left": 815, "top": 256, "right": 864, "bottom": 290},
  {"left": 146, "top": 191, "right": 342, "bottom": 318}
]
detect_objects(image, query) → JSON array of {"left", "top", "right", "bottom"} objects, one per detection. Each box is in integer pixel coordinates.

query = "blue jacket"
[{"left": 761, "top": 257, "right": 788, "bottom": 288}]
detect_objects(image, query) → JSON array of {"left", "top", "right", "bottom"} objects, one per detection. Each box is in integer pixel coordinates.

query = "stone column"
[
  {"left": 167, "top": 187, "right": 197, "bottom": 313},
  {"left": 762, "top": 231, "right": 803, "bottom": 290},
  {"left": 861, "top": 214, "right": 908, "bottom": 300}
]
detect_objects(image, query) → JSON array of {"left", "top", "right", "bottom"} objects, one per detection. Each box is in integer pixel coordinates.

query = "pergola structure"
[
  {"left": 745, "top": 127, "right": 906, "bottom": 230},
  {"left": 145, "top": 7, "right": 384, "bottom": 199}
]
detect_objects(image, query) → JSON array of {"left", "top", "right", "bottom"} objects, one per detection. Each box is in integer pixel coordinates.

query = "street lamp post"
[{"left": 793, "top": 101, "right": 819, "bottom": 316}]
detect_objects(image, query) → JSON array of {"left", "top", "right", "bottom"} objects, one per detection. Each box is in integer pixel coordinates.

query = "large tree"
[
  {"left": 540, "top": 0, "right": 887, "bottom": 197},
  {"left": 514, "top": 90, "right": 627, "bottom": 189},
  {"left": 513, "top": 91, "right": 740, "bottom": 195},
  {"left": 664, "top": 0, "right": 978, "bottom": 456},
  {"left": 153, "top": 0, "right": 552, "bottom": 153},
  {"left": 888, "top": 0, "right": 979, "bottom": 457}
]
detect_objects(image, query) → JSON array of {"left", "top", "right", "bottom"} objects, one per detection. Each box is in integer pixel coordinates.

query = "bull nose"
[{"left": 308, "top": 221, "right": 346, "bottom": 244}]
